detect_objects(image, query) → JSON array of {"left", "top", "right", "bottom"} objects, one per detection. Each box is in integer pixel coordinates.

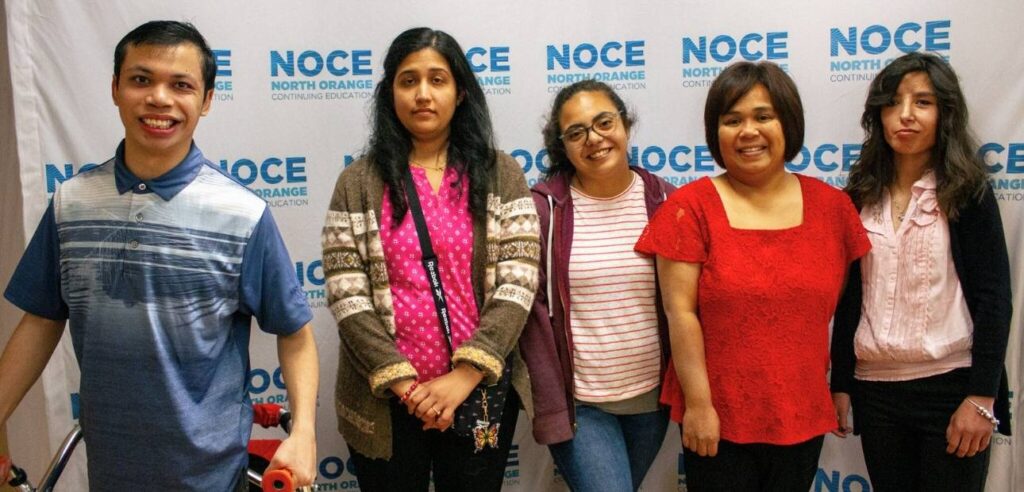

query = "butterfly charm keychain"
[{"left": 471, "top": 389, "right": 501, "bottom": 452}]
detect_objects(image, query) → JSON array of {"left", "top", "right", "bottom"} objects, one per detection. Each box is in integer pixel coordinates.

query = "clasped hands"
[{"left": 391, "top": 363, "right": 484, "bottom": 431}]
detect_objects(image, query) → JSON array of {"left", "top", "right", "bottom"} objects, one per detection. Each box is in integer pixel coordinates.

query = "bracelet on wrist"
[
  {"left": 399, "top": 380, "right": 419, "bottom": 403},
  {"left": 966, "top": 398, "right": 1000, "bottom": 431}
]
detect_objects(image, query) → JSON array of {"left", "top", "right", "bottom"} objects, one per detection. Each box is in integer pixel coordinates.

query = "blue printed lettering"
[
  {"left": 320, "top": 456, "right": 344, "bottom": 479},
  {"left": 213, "top": 49, "right": 232, "bottom": 77},
  {"left": 248, "top": 368, "right": 270, "bottom": 394},
  {"left": 786, "top": 144, "right": 862, "bottom": 173},
  {"left": 295, "top": 260, "right": 325, "bottom": 286},
  {"left": 45, "top": 163, "right": 101, "bottom": 194},
  {"left": 547, "top": 41, "right": 645, "bottom": 70},
  {"left": 980, "top": 142, "right": 1024, "bottom": 174},
  {"left": 830, "top": 21, "right": 951, "bottom": 56},
  {"left": 218, "top": 157, "right": 307, "bottom": 185},
  {"left": 814, "top": 469, "right": 871, "bottom": 492},
  {"left": 627, "top": 145, "right": 717, "bottom": 172},
  {"left": 509, "top": 148, "right": 550, "bottom": 174},
  {"left": 683, "top": 32, "right": 788, "bottom": 63},
  {"left": 248, "top": 367, "right": 287, "bottom": 395},
  {"left": 467, "top": 46, "right": 511, "bottom": 73},
  {"left": 270, "top": 50, "right": 372, "bottom": 77}
]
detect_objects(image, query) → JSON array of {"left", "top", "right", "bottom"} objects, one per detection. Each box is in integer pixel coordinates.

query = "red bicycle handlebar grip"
[
  {"left": 262, "top": 469, "right": 294, "bottom": 492},
  {"left": 252, "top": 403, "right": 284, "bottom": 428}
]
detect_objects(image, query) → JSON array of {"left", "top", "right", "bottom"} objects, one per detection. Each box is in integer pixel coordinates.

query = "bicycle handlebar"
[
  {"left": 252, "top": 403, "right": 284, "bottom": 427},
  {"left": 262, "top": 469, "right": 295, "bottom": 492},
  {"left": 10, "top": 405, "right": 292, "bottom": 491},
  {"left": 4, "top": 424, "right": 83, "bottom": 492}
]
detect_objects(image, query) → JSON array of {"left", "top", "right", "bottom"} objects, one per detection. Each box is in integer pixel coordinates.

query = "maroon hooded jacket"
[{"left": 520, "top": 167, "right": 675, "bottom": 444}]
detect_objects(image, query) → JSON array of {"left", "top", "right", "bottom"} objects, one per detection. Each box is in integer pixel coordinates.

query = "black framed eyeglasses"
[{"left": 559, "top": 112, "right": 622, "bottom": 145}]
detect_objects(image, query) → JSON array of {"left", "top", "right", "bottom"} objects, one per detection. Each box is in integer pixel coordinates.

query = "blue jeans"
[{"left": 548, "top": 404, "right": 669, "bottom": 492}]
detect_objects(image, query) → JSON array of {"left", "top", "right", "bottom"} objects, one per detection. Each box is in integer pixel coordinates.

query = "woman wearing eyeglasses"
[
  {"left": 520, "top": 80, "right": 674, "bottom": 492},
  {"left": 635, "top": 62, "right": 870, "bottom": 490}
]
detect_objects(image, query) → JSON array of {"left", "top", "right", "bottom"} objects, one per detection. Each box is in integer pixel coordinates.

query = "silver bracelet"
[{"left": 966, "top": 398, "right": 1000, "bottom": 431}]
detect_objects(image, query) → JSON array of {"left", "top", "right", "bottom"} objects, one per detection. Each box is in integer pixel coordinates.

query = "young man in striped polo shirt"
[{"left": 0, "top": 20, "right": 318, "bottom": 491}]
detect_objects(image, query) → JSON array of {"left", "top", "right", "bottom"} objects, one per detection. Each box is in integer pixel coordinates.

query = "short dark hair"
[
  {"left": 541, "top": 80, "right": 635, "bottom": 179},
  {"left": 367, "top": 27, "right": 497, "bottom": 224},
  {"left": 704, "top": 61, "right": 804, "bottom": 167},
  {"left": 113, "top": 20, "right": 216, "bottom": 95},
  {"left": 845, "top": 52, "right": 987, "bottom": 218}
]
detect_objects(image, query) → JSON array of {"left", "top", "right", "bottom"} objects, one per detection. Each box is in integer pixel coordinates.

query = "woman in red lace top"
[{"left": 635, "top": 61, "right": 870, "bottom": 490}]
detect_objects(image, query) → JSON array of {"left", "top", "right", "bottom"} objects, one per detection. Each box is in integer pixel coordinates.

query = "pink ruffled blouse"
[{"left": 854, "top": 171, "right": 974, "bottom": 381}]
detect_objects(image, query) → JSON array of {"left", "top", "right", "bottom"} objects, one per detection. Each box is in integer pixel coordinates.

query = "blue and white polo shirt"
[{"left": 5, "top": 141, "right": 312, "bottom": 491}]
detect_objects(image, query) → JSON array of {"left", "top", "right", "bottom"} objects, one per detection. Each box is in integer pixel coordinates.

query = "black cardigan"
[{"left": 831, "top": 185, "right": 1012, "bottom": 435}]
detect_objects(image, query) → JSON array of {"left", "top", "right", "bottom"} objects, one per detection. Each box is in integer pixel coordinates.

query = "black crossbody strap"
[{"left": 402, "top": 170, "right": 455, "bottom": 360}]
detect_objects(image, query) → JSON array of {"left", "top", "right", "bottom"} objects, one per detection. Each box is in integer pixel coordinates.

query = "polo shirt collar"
[{"left": 114, "top": 140, "right": 205, "bottom": 201}]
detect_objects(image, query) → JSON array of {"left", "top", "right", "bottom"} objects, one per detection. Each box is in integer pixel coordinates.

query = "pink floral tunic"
[{"left": 380, "top": 167, "right": 479, "bottom": 381}]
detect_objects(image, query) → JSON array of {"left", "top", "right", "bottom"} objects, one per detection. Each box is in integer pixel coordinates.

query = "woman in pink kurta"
[
  {"left": 381, "top": 168, "right": 478, "bottom": 382},
  {"left": 321, "top": 27, "right": 539, "bottom": 492}
]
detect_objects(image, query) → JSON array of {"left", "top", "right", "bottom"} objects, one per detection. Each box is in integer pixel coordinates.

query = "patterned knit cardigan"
[{"left": 321, "top": 153, "right": 540, "bottom": 459}]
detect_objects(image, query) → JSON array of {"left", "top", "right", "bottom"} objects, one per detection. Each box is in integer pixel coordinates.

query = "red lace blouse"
[{"left": 635, "top": 175, "right": 870, "bottom": 444}]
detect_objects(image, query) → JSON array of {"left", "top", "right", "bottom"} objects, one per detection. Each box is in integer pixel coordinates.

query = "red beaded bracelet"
[{"left": 400, "top": 380, "right": 419, "bottom": 403}]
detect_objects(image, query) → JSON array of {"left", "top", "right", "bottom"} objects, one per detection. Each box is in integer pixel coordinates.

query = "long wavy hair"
[
  {"left": 845, "top": 52, "right": 987, "bottom": 218},
  {"left": 366, "top": 27, "right": 497, "bottom": 223},
  {"left": 541, "top": 80, "right": 635, "bottom": 179}
]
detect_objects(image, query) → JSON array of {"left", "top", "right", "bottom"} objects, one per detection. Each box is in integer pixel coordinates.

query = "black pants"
[
  {"left": 682, "top": 434, "right": 824, "bottom": 491},
  {"left": 349, "top": 391, "right": 520, "bottom": 492},
  {"left": 855, "top": 369, "right": 990, "bottom": 492}
]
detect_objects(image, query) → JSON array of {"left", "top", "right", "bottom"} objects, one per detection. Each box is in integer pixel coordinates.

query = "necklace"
[
  {"left": 410, "top": 154, "right": 447, "bottom": 172},
  {"left": 894, "top": 203, "right": 907, "bottom": 222},
  {"left": 891, "top": 189, "right": 910, "bottom": 224},
  {"left": 410, "top": 161, "right": 445, "bottom": 172},
  {"left": 876, "top": 190, "right": 910, "bottom": 226}
]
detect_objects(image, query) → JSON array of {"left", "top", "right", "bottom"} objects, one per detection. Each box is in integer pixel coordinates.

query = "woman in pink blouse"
[
  {"left": 832, "top": 52, "right": 1012, "bottom": 491},
  {"left": 321, "top": 28, "right": 539, "bottom": 492}
]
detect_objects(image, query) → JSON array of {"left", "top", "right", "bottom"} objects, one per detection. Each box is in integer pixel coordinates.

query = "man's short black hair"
[{"left": 113, "top": 20, "right": 216, "bottom": 95}]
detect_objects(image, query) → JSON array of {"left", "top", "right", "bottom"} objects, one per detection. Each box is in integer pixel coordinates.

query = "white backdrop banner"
[{"left": 4, "top": 1, "right": 1021, "bottom": 490}]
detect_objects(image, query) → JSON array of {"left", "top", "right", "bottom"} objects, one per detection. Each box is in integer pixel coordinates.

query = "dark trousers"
[
  {"left": 855, "top": 369, "right": 990, "bottom": 492},
  {"left": 682, "top": 434, "right": 824, "bottom": 491},
  {"left": 349, "top": 391, "right": 520, "bottom": 492}
]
